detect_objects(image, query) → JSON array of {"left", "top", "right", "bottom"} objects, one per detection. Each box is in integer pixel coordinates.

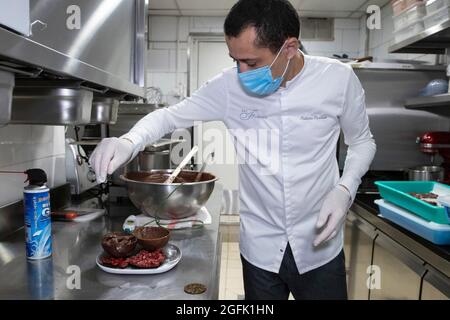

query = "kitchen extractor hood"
[
  {"left": 9, "top": 80, "right": 93, "bottom": 125},
  {"left": 0, "top": 0, "right": 147, "bottom": 99}
]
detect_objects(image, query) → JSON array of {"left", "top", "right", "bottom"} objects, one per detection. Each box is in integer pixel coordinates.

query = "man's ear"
[{"left": 285, "top": 38, "right": 300, "bottom": 59}]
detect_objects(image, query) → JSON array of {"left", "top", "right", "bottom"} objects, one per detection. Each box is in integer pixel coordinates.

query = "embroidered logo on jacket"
[{"left": 299, "top": 113, "right": 328, "bottom": 120}]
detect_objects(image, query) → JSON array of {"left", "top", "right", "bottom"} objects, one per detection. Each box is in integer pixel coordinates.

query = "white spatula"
[{"left": 164, "top": 145, "right": 199, "bottom": 184}]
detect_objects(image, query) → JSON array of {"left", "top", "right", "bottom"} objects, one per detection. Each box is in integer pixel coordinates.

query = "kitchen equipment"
[
  {"left": 120, "top": 170, "right": 217, "bottom": 220},
  {"left": 0, "top": 70, "right": 14, "bottom": 125},
  {"left": 339, "top": 63, "right": 449, "bottom": 173},
  {"left": 108, "top": 103, "right": 184, "bottom": 189},
  {"left": 376, "top": 199, "right": 450, "bottom": 244},
  {"left": 165, "top": 146, "right": 198, "bottom": 184},
  {"left": 123, "top": 207, "right": 211, "bottom": 232},
  {"left": 65, "top": 138, "right": 98, "bottom": 195},
  {"left": 0, "top": 0, "right": 147, "bottom": 98},
  {"left": 417, "top": 131, "right": 450, "bottom": 182},
  {"left": 0, "top": 0, "right": 30, "bottom": 36},
  {"left": 135, "top": 138, "right": 186, "bottom": 172},
  {"left": 90, "top": 96, "right": 120, "bottom": 124},
  {"left": 408, "top": 165, "right": 445, "bottom": 181},
  {"left": 375, "top": 180, "right": 450, "bottom": 224},
  {"left": 11, "top": 81, "right": 94, "bottom": 125}
]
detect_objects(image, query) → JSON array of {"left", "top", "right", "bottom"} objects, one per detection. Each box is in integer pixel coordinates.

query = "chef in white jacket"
[{"left": 90, "top": 0, "right": 376, "bottom": 300}]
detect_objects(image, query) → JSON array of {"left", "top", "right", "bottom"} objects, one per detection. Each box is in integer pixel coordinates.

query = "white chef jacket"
[{"left": 122, "top": 53, "right": 376, "bottom": 274}]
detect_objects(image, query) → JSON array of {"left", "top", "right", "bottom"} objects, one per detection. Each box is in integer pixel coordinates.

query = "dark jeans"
[{"left": 241, "top": 244, "right": 348, "bottom": 300}]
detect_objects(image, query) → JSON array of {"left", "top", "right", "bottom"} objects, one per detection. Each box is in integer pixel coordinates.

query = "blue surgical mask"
[{"left": 238, "top": 41, "right": 291, "bottom": 96}]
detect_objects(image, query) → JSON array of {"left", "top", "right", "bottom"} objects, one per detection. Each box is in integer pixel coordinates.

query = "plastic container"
[
  {"left": 394, "top": 18, "right": 426, "bottom": 42},
  {"left": 423, "top": 4, "right": 450, "bottom": 28},
  {"left": 425, "top": 0, "right": 450, "bottom": 15},
  {"left": 375, "top": 199, "right": 450, "bottom": 245},
  {"left": 394, "top": 4, "right": 427, "bottom": 31},
  {"left": 375, "top": 181, "right": 450, "bottom": 224},
  {"left": 437, "top": 195, "right": 450, "bottom": 216}
]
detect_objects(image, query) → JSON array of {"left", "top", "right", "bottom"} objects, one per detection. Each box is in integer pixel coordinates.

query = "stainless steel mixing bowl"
[{"left": 120, "top": 169, "right": 217, "bottom": 220}]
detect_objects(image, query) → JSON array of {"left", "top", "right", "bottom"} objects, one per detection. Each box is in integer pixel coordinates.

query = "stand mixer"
[{"left": 417, "top": 132, "right": 450, "bottom": 183}]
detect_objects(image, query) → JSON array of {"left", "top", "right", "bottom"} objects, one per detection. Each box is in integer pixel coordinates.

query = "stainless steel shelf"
[
  {"left": 405, "top": 94, "right": 450, "bottom": 117},
  {"left": 389, "top": 19, "right": 450, "bottom": 54},
  {"left": 405, "top": 94, "right": 450, "bottom": 108}
]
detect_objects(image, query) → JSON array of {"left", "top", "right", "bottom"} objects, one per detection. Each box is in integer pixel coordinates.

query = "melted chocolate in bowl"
[
  {"left": 142, "top": 173, "right": 185, "bottom": 183},
  {"left": 125, "top": 170, "right": 216, "bottom": 184}
]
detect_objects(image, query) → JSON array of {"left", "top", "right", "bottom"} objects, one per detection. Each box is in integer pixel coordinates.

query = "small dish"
[{"left": 132, "top": 226, "right": 170, "bottom": 251}]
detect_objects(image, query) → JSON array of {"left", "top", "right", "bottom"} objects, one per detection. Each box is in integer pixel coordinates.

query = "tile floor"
[
  {"left": 218, "top": 216, "right": 243, "bottom": 300},
  {"left": 219, "top": 241, "right": 244, "bottom": 300}
]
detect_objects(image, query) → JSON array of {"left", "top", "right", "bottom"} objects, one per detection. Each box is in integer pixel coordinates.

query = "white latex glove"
[
  {"left": 89, "top": 137, "right": 135, "bottom": 183},
  {"left": 314, "top": 185, "right": 352, "bottom": 247}
]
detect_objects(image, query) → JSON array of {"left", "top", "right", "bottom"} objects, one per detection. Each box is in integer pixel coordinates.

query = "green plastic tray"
[{"left": 375, "top": 181, "right": 450, "bottom": 224}]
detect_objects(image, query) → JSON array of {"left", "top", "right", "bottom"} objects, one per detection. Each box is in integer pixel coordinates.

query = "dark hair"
[{"left": 224, "top": 0, "right": 300, "bottom": 53}]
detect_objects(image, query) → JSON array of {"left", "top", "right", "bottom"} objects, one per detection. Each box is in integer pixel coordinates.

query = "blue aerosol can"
[{"left": 23, "top": 169, "right": 52, "bottom": 260}]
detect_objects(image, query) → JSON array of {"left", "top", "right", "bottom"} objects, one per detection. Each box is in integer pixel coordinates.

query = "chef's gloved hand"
[
  {"left": 89, "top": 137, "right": 135, "bottom": 183},
  {"left": 314, "top": 185, "right": 352, "bottom": 247}
]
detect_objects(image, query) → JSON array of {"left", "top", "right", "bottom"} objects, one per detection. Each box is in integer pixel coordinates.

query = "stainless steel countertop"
[{"left": 0, "top": 184, "right": 223, "bottom": 300}]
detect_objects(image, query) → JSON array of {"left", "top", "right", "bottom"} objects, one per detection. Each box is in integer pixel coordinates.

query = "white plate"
[{"left": 96, "top": 243, "right": 181, "bottom": 275}]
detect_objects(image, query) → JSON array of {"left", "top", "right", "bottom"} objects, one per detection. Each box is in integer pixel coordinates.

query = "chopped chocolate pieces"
[
  {"left": 408, "top": 192, "right": 439, "bottom": 199},
  {"left": 407, "top": 192, "right": 440, "bottom": 206}
]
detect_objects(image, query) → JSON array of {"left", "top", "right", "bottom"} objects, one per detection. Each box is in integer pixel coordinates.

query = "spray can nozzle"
[{"left": 24, "top": 169, "right": 47, "bottom": 186}]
